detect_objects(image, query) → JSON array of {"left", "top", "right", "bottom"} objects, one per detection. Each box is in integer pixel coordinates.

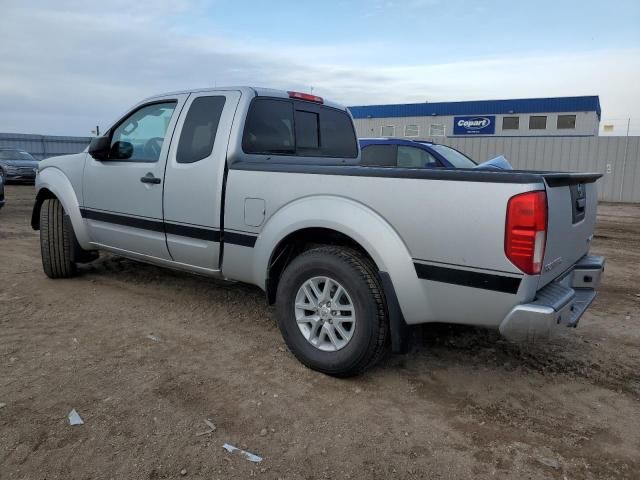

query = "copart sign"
[{"left": 453, "top": 116, "right": 496, "bottom": 135}]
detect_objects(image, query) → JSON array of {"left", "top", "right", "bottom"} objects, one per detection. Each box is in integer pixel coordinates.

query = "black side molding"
[
  {"left": 165, "top": 222, "right": 220, "bottom": 242},
  {"left": 224, "top": 231, "right": 258, "bottom": 248},
  {"left": 79, "top": 208, "right": 257, "bottom": 248},
  {"left": 414, "top": 262, "right": 521, "bottom": 294},
  {"left": 80, "top": 208, "right": 165, "bottom": 232}
]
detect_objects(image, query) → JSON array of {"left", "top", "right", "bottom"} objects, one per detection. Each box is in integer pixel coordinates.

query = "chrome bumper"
[{"left": 499, "top": 255, "right": 605, "bottom": 342}]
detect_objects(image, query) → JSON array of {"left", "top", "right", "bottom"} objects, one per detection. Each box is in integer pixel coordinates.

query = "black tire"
[
  {"left": 40, "top": 198, "right": 77, "bottom": 278},
  {"left": 275, "top": 246, "right": 389, "bottom": 377}
]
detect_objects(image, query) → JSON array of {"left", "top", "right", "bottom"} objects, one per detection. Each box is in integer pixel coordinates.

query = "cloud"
[{"left": 0, "top": 1, "right": 637, "bottom": 135}]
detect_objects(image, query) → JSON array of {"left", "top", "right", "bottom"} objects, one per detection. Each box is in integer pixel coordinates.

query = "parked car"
[
  {"left": 0, "top": 167, "right": 5, "bottom": 209},
  {"left": 359, "top": 138, "right": 515, "bottom": 170},
  {"left": 0, "top": 148, "right": 40, "bottom": 183},
  {"left": 31, "top": 87, "right": 604, "bottom": 376}
]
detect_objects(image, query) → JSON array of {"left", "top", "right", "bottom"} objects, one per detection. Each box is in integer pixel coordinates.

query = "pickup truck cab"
[{"left": 32, "top": 87, "right": 605, "bottom": 376}]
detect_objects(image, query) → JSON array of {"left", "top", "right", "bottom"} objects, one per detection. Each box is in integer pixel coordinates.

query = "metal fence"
[
  {"left": 411, "top": 136, "right": 640, "bottom": 203},
  {"left": 1, "top": 131, "right": 638, "bottom": 203},
  {"left": 0, "top": 132, "right": 91, "bottom": 160}
]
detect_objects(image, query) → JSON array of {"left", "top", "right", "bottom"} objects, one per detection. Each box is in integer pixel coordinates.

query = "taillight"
[
  {"left": 288, "top": 91, "right": 324, "bottom": 104},
  {"left": 505, "top": 191, "right": 547, "bottom": 275}
]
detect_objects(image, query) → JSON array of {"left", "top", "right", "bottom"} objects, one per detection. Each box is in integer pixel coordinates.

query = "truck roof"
[{"left": 143, "top": 86, "right": 347, "bottom": 111}]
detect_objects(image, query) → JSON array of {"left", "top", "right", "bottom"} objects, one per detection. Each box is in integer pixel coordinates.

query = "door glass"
[
  {"left": 177, "top": 96, "right": 226, "bottom": 163},
  {"left": 397, "top": 146, "right": 438, "bottom": 168},
  {"left": 110, "top": 102, "right": 177, "bottom": 162}
]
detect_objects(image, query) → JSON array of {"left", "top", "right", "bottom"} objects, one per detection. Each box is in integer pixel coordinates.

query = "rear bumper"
[{"left": 499, "top": 255, "right": 605, "bottom": 342}]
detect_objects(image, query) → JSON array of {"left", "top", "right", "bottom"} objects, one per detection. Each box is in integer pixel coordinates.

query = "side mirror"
[
  {"left": 88, "top": 136, "right": 111, "bottom": 160},
  {"left": 109, "top": 141, "right": 133, "bottom": 160}
]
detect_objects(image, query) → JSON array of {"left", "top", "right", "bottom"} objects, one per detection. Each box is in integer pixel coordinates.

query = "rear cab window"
[{"left": 242, "top": 98, "right": 357, "bottom": 159}]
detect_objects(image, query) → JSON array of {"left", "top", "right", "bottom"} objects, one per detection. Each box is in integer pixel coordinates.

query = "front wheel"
[
  {"left": 275, "top": 247, "right": 389, "bottom": 377},
  {"left": 39, "top": 198, "right": 77, "bottom": 278}
]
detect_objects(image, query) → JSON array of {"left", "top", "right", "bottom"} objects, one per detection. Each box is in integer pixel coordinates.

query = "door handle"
[{"left": 140, "top": 173, "right": 161, "bottom": 184}]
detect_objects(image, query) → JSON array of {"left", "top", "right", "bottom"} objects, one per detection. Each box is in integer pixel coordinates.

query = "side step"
[{"left": 565, "top": 288, "right": 598, "bottom": 328}]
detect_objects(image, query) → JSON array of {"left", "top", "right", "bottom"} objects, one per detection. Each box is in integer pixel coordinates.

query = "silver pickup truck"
[{"left": 32, "top": 87, "right": 605, "bottom": 376}]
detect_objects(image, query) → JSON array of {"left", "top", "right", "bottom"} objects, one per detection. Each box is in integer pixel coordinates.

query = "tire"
[
  {"left": 39, "top": 198, "right": 77, "bottom": 278},
  {"left": 275, "top": 246, "right": 389, "bottom": 377}
]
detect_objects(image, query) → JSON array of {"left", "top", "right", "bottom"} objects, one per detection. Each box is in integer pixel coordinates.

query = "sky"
[{"left": 1, "top": 0, "right": 639, "bottom": 136}]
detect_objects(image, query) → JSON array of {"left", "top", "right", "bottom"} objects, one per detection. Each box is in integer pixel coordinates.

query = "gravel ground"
[{"left": 1, "top": 184, "right": 639, "bottom": 479}]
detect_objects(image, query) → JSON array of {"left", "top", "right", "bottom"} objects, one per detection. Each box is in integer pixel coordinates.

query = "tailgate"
[{"left": 539, "top": 173, "right": 601, "bottom": 287}]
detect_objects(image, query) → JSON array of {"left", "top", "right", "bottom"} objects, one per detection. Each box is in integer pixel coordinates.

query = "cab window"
[
  {"left": 242, "top": 98, "right": 358, "bottom": 158},
  {"left": 177, "top": 96, "right": 226, "bottom": 164},
  {"left": 110, "top": 102, "right": 177, "bottom": 162},
  {"left": 243, "top": 99, "right": 295, "bottom": 155}
]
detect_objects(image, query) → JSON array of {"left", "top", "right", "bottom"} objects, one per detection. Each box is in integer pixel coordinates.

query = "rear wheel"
[
  {"left": 39, "top": 198, "right": 77, "bottom": 278},
  {"left": 275, "top": 246, "right": 389, "bottom": 377}
]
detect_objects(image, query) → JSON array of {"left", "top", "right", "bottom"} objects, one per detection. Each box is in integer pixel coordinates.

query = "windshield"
[
  {"left": 0, "top": 150, "right": 36, "bottom": 161},
  {"left": 430, "top": 145, "right": 476, "bottom": 168}
]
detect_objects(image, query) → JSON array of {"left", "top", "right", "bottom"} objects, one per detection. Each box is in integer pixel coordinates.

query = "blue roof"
[{"left": 348, "top": 96, "right": 601, "bottom": 120}]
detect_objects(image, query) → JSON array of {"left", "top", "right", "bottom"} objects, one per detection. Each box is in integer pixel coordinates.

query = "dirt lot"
[{"left": 1, "top": 184, "right": 639, "bottom": 479}]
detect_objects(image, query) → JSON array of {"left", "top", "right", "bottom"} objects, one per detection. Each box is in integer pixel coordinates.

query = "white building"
[{"left": 349, "top": 96, "right": 601, "bottom": 139}]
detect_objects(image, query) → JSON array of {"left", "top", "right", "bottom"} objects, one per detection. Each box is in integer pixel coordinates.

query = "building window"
[
  {"left": 381, "top": 125, "right": 395, "bottom": 137},
  {"left": 404, "top": 125, "right": 419, "bottom": 137},
  {"left": 429, "top": 124, "right": 445, "bottom": 136},
  {"left": 557, "top": 115, "right": 576, "bottom": 129},
  {"left": 529, "top": 116, "right": 547, "bottom": 130},
  {"left": 502, "top": 116, "right": 519, "bottom": 130}
]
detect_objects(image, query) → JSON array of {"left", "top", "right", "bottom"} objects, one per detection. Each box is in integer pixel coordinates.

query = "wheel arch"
[
  {"left": 31, "top": 188, "right": 56, "bottom": 229},
  {"left": 253, "top": 195, "right": 421, "bottom": 352},
  {"left": 32, "top": 167, "right": 91, "bottom": 249},
  {"left": 264, "top": 227, "right": 376, "bottom": 304}
]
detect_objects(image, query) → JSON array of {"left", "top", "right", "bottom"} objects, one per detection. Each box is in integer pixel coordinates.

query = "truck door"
[
  {"left": 162, "top": 90, "right": 241, "bottom": 271},
  {"left": 82, "top": 94, "right": 188, "bottom": 259}
]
